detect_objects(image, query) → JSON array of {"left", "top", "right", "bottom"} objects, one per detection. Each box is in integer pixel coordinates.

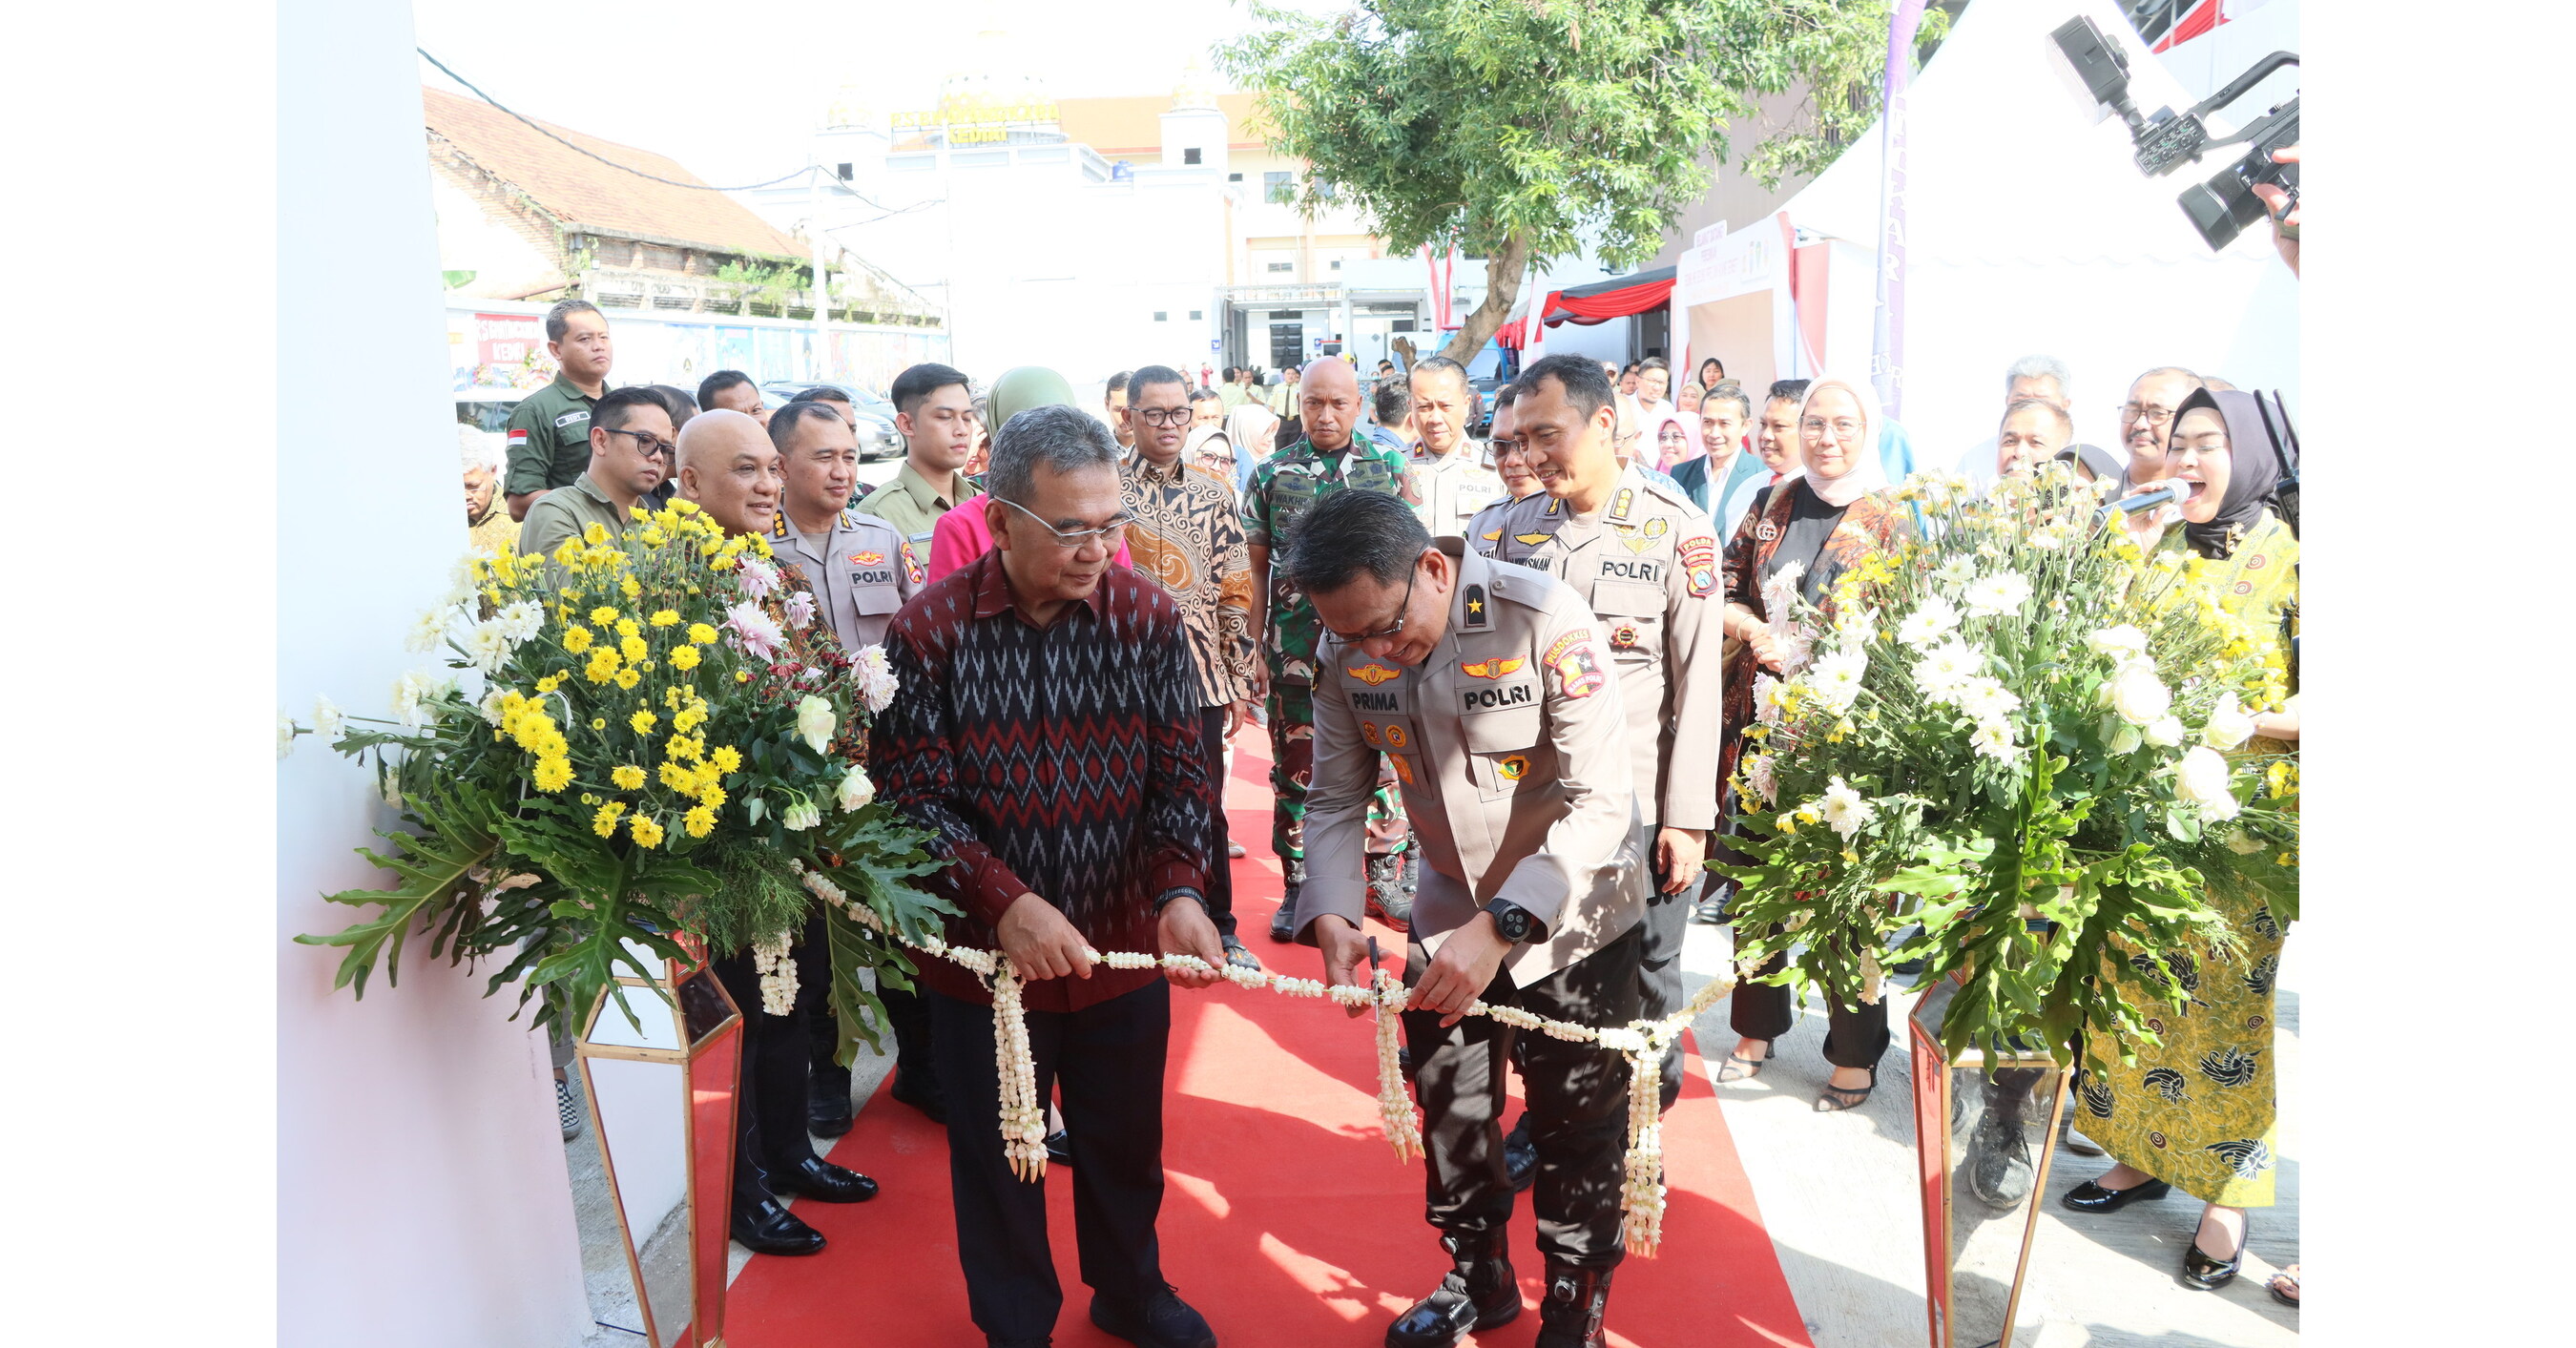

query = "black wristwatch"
[{"left": 1484, "top": 899, "right": 1536, "bottom": 944}]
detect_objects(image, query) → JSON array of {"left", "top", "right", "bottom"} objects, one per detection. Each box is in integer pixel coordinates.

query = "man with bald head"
[
  {"left": 675, "top": 407, "right": 785, "bottom": 537},
  {"left": 1241, "top": 358, "right": 1414, "bottom": 941}
]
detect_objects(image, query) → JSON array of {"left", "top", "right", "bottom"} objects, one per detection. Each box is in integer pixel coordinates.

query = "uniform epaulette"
[{"left": 1483, "top": 564, "right": 1552, "bottom": 610}]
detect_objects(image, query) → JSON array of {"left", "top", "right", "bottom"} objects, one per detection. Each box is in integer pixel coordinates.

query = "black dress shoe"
[
  {"left": 1046, "top": 1129, "right": 1074, "bottom": 1169},
  {"left": 2059, "top": 1175, "right": 2171, "bottom": 1214},
  {"left": 808, "top": 1072, "right": 856, "bottom": 1138},
  {"left": 1502, "top": 1114, "right": 1538, "bottom": 1194},
  {"left": 731, "top": 1196, "right": 825, "bottom": 1255},
  {"left": 1386, "top": 1230, "right": 1518, "bottom": 1348},
  {"left": 1533, "top": 1259, "right": 1613, "bottom": 1348},
  {"left": 1090, "top": 1282, "right": 1216, "bottom": 1348},
  {"left": 2179, "top": 1227, "right": 2247, "bottom": 1290},
  {"left": 890, "top": 1070, "right": 948, "bottom": 1126},
  {"left": 769, "top": 1155, "right": 879, "bottom": 1203}
]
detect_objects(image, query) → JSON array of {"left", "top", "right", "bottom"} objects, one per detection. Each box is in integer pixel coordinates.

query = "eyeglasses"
[
  {"left": 998, "top": 496, "right": 1132, "bottom": 550},
  {"left": 604, "top": 426, "right": 675, "bottom": 458},
  {"left": 1336, "top": 561, "right": 1420, "bottom": 643},
  {"left": 1132, "top": 406, "right": 1193, "bottom": 427},
  {"left": 1801, "top": 417, "right": 1864, "bottom": 440},
  {"left": 2121, "top": 404, "right": 2178, "bottom": 426}
]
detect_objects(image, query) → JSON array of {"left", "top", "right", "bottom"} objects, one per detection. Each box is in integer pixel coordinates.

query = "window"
[
  {"left": 1188, "top": 310, "right": 1203, "bottom": 320},
  {"left": 1228, "top": 172, "right": 1243, "bottom": 182},
  {"left": 1183, "top": 147, "right": 1202, "bottom": 165},
  {"left": 1264, "top": 171, "right": 1294, "bottom": 203},
  {"left": 1153, "top": 311, "right": 1169, "bottom": 321},
  {"left": 1265, "top": 261, "right": 1294, "bottom": 274},
  {"left": 1329, "top": 259, "right": 1342, "bottom": 271},
  {"left": 1393, "top": 319, "right": 1415, "bottom": 332},
  {"left": 835, "top": 162, "right": 853, "bottom": 180}
]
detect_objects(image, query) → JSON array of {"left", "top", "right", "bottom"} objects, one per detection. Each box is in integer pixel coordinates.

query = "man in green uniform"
[
  {"left": 866, "top": 362, "right": 983, "bottom": 581},
  {"left": 503, "top": 299, "right": 616, "bottom": 522},
  {"left": 1242, "top": 357, "right": 1415, "bottom": 943},
  {"left": 515, "top": 386, "right": 672, "bottom": 558}
]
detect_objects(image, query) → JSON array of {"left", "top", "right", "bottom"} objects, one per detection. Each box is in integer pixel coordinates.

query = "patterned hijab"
[{"left": 2175, "top": 387, "right": 2285, "bottom": 559}]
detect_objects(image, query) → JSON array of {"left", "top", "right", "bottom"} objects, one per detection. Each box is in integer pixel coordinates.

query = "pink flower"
[
  {"left": 737, "top": 557, "right": 780, "bottom": 601},
  {"left": 783, "top": 589, "right": 817, "bottom": 631},
  {"left": 724, "top": 602, "right": 783, "bottom": 662}
]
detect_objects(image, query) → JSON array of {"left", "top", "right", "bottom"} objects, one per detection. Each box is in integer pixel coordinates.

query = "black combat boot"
[
  {"left": 1532, "top": 1259, "right": 1614, "bottom": 1348},
  {"left": 1384, "top": 1228, "right": 1518, "bottom": 1348}
]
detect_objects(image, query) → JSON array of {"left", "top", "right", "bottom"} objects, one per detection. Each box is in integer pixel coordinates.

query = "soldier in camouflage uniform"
[{"left": 1242, "top": 359, "right": 1416, "bottom": 942}]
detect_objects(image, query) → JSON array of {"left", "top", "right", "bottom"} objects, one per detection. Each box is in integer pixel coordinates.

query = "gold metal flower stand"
[
  {"left": 1908, "top": 973, "right": 2070, "bottom": 1348},
  {"left": 574, "top": 940, "right": 744, "bottom": 1348}
]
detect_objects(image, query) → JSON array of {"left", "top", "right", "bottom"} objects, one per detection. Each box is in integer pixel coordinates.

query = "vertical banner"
[{"left": 1872, "top": 0, "right": 1928, "bottom": 420}]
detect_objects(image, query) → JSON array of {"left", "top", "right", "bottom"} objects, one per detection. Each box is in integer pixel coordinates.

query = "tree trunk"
[{"left": 1438, "top": 230, "right": 1531, "bottom": 364}]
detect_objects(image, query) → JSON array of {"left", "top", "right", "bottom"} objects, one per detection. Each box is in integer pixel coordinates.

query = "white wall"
[{"left": 279, "top": 2, "right": 592, "bottom": 1344}]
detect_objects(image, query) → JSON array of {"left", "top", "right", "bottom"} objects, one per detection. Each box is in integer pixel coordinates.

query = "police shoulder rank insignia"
[
  {"left": 1345, "top": 662, "right": 1401, "bottom": 686},
  {"left": 1496, "top": 754, "right": 1531, "bottom": 782},
  {"left": 1462, "top": 583, "right": 1489, "bottom": 629},
  {"left": 1544, "top": 631, "right": 1608, "bottom": 699},
  {"left": 1610, "top": 487, "right": 1635, "bottom": 521},
  {"left": 1460, "top": 656, "right": 1525, "bottom": 679},
  {"left": 851, "top": 550, "right": 885, "bottom": 566},
  {"left": 1544, "top": 496, "right": 1562, "bottom": 516}
]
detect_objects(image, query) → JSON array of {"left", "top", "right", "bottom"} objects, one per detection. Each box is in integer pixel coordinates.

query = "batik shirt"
[
  {"left": 1120, "top": 456, "right": 1257, "bottom": 709},
  {"left": 1239, "top": 435, "right": 1410, "bottom": 686}
]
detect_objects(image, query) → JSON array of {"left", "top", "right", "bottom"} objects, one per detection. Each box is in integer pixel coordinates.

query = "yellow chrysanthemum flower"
[
  {"left": 629, "top": 815, "right": 665, "bottom": 849},
  {"left": 673, "top": 499, "right": 700, "bottom": 516},
  {"left": 619, "top": 635, "right": 648, "bottom": 663},
  {"left": 534, "top": 674, "right": 562, "bottom": 694},
  {"left": 552, "top": 538, "right": 584, "bottom": 569},
  {"left": 649, "top": 609, "right": 679, "bottom": 628},
  {"left": 659, "top": 760, "right": 695, "bottom": 790},
  {"left": 585, "top": 649, "right": 622, "bottom": 683},
  {"left": 665, "top": 734, "right": 702, "bottom": 762},
  {"left": 562, "top": 626, "right": 593, "bottom": 654},
  {"left": 613, "top": 669, "right": 641, "bottom": 691},
  {"left": 711, "top": 745, "right": 743, "bottom": 773},
  {"left": 590, "top": 607, "right": 619, "bottom": 626},
  {"left": 631, "top": 710, "right": 658, "bottom": 735},
  {"left": 592, "top": 801, "right": 628, "bottom": 837},
  {"left": 611, "top": 764, "right": 647, "bottom": 790},
  {"left": 708, "top": 553, "right": 737, "bottom": 570},
  {"left": 614, "top": 617, "right": 640, "bottom": 639},
  {"left": 682, "top": 805, "right": 717, "bottom": 839},
  {"left": 532, "top": 757, "right": 573, "bottom": 793},
  {"left": 670, "top": 645, "right": 701, "bottom": 671},
  {"left": 697, "top": 781, "right": 729, "bottom": 809},
  {"left": 582, "top": 522, "right": 611, "bottom": 546},
  {"left": 688, "top": 623, "right": 717, "bottom": 646},
  {"left": 639, "top": 528, "right": 667, "bottom": 546},
  {"left": 673, "top": 706, "right": 706, "bottom": 734}
]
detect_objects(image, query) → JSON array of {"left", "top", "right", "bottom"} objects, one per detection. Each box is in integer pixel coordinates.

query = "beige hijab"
[{"left": 1798, "top": 374, "right": 1889, "bottom": 508}]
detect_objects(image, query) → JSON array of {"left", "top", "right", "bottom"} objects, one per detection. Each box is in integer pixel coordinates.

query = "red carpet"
[{"left": 726, "top": 739, "right": 1812, "bottom": 1348}]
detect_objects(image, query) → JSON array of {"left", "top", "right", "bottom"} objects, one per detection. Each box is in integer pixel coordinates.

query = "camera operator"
[{"left": 2249, "top": 145, "right": 2300, "bottom": 277}]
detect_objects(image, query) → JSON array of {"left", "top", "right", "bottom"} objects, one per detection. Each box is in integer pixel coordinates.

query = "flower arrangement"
[
  {"left": 1720, "top": 466, "right": 2298, "bottom": 1062},
  {"left": 286, "top": 499, "right": 950, "bottom": 1044}
]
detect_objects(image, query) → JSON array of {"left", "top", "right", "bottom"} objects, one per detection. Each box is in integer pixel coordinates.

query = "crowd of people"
[{"left": 474, "top": 289, "right": 2300, "bottom": 1347}]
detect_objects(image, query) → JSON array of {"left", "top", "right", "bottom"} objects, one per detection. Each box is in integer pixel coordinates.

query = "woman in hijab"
[
  {"left": 1643, "top": 405, "right": 1702, "bottom": 473},
  {"left": 924, "top": 366, "right": 1133, "bottom": 582},
  {"left": 2060, "top": 386, "right": 2298, "bottom": 1292},
  {"left": 1711, "top": 374, "right": 1911, "bottom": 1110}
]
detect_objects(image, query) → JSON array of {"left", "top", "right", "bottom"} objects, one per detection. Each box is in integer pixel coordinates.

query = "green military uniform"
[
  {"left": 1240, "top": 436, "right": 1412, "bottom": 897},
  {"left": 861, "top": 459, "right": 979, "bottom": 584},
  {"left": 516, "top": 471, "right": 635, "bottom": 559},
  {"left": 503, "top": 373, "right": 605, "bottom": 499}
]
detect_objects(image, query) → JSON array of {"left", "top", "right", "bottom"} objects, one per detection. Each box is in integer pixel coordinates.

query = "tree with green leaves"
[{"left": 1219, "top": 0, "right": 1947, "bottom": 361}]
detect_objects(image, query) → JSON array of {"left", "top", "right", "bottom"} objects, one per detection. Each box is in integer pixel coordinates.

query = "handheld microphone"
[{"left": 2099, "top": 481, "right": 2192, "bottom": 520}]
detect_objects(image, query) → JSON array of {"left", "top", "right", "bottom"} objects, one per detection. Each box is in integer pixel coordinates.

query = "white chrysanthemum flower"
[
  {"left": 783, "top": 589, "right": 817, "bottom": 632},
  {"left": 1753, "top": 673, "right": 1787, "bottom": 726},
  {"left": 2174, "top": 745, "right": 2241, "bottom": 820},
  {"left": 1935, "top": 556, "right": 1979, "bottom": 589},
  {"left": 464, "top": 620, "right": 514, "bottom": 674},
  {"left": 1818, "top": 777, "right": 1877, "bottom": 840},
  {"left": 782, "top": 800, "right": 822, "bottom": 831},
  {"left": 2086, "top": 624, "right": 2151, "bottom": 660},
  {"left": 477, "top": 688, "right": 511, "bottom": 727},
  {"left": 1910, "top": 638, "right": 1981, "bottom": 703},
  {"left": 1970, "top": 717, "right": 2022, "bottom": 763},
  {"left": 1807, "top": 650, "right": 1868, "bottom": 716},
  {"left": 855, "top": 645, "right": 899, "bottom": 715},
  {"left": 1776, "top": 627, "right": 1816, "bottom": 675},
  {"left": 312, "top": 695, "right": 347, "bottom": 744},
  {"left": 2028, "top": 525, "right": 2067, "bottom": 551},
  {"left": 404, "top": 606, "right": 450, "bottom": 653},
  {"left": 1954, "top": 676, "right": 2021, "bottom": 721},
  {"left": 1896, "top": 596, "right": 1963, "bottom": 649},
  {"left": 724, "top": 602, "right": 783, "bottom": 662},
  {"left": 2144, "top": 714, "right": 2186, "bottom": 748},
  {"left": 1963, "top": 572, "right": 2034, "bottom": 619},
  {"left": 1742, "top": 752, "right": 1777, "bottom": 805},
  {"left": 495, "top": 599, "right": 546, "bottom": 644},
  {"left": 1834, "top": 607, "right": 1880, "bottom": 647},
  {"left": 278, "top": 712, "right": 298, "bottom": 760},
  {"left": 794, "top": 695, "right": 836, "bottom": 753},
  {"left": 390, "top": 670, "right": 448, "bottom": 731},
  {"left": 447, "top": 554, "right": 483, "bottom": 606},
  {"left": 2110, "top": 662, "right": 2172, "bottom": 727},
  {"left": 837, "top": 764, "right": 876, "bottom": 813},
  {"left": 2201, "top": 691, "right": 2255, "bottom": 751}
]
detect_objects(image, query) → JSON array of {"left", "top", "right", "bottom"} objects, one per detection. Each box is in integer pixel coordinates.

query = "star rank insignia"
[{"left": 1462, "top": 583, "right": 1489, "bottom": 629}]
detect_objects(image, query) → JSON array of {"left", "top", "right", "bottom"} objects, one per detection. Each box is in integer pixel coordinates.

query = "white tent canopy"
[{"left": 1771, "top": 0, "right": 2298, "bottom": 463}]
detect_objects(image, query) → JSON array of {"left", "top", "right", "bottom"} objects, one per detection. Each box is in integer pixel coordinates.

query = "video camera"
[{"left": 2049, "top": 14, "right": 2298, "bottom": 252}]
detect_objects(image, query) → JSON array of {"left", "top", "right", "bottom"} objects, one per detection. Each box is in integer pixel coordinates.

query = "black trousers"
[
  {"left": 1196, "top": 704, "right": 1238, "bottom": 940},
  {"left": 1404, "top": 924, "right": 1643, "bottom": 1270},
  {"left": 926, "top": 980, "right": 1174, "bottom": 1342},
  {"left": 816, "top": 961, "right": 942, "bottom": 1111},
  {"left": 1727, "top": 925, "right": 1891, "bottom": 1069},
  {"left": 1640, "top": 827, "right": 1691, "bottom": 1111},
  {"left": 712, "top": 921, "right": 829, "bottom": 1202}
]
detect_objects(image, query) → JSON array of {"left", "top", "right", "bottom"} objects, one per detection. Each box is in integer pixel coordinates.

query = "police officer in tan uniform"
[
  {"left": 763, "top": 400, "right": 937, "bottom": 1145},
  {"left": 1474, "top": 354, "right": 1723, "bottom": 1114},
  {"left": 1285, "top": 488, "right": 1645, "bottom": 1348},
  {"left": 1402, "top": 357, "right": 1506, "bottom": 542}
]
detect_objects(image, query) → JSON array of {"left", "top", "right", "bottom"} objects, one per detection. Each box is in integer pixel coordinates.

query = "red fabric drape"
[{"left": 1544, "top": 274, "right": 1675, "bottom": 327}]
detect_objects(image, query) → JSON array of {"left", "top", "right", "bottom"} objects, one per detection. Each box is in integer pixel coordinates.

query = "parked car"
[
  {"left": 455, "top": 386, "right": 531, "bottom": 460},
  {"left": 759, "top": 382, "right": 903, "bottom": 461}
]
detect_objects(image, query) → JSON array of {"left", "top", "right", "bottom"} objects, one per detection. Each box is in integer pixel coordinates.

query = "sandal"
[
  {"left": 1817, "top": 1064, "right": 1879, "bottom": 1112},
  {"left": 1714, "top": 1040, "right": 1774, "bottom": 1084},
  {"left": 2267, "top": 1265, "right": 2299, "bottom": 1308}
]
